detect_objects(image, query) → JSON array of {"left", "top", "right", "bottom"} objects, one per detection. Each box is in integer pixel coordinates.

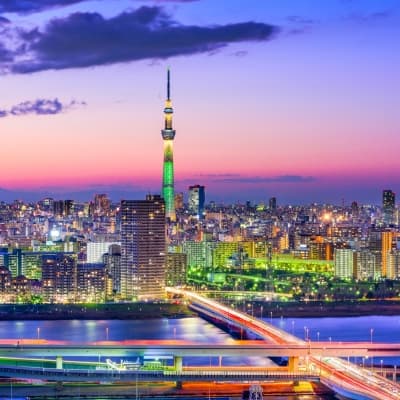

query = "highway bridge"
[{"left": 167, "top": 288, "right": 400, "bottom": 400}]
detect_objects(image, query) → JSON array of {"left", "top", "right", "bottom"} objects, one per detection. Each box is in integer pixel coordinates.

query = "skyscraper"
[
  {"left": 381, "top": 231, "right": 394, "bottom": 277},
  {"left": 120, "top": 195, "right": 166, "bottom": 300},
  {"left": 103, "top": 244, "right": 121, "bottom": 294},
  {"left": 42, "top": 253, "right": 77, "bottom": 302},
  {"left": 383, "top": 190, "right": 395, "bottom": 225},
  {"left": 161, "top": 69, "right": 176, "bottom": 221},
  {"left": 269, "top": 197, "right": 277, "bottom": 211},
  {"left": 188, "top": 185, "right": 205, "bottom": 219},
  {"left": 334, "top": 248, "right": 355, "bottom": 279}
]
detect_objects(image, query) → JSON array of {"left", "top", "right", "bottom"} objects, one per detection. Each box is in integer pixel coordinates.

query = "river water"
[{"left": 0, "top": 315, "right": 399, "bottom": 398}]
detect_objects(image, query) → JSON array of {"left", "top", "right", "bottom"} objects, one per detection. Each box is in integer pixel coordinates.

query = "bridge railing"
[{"left": 0, "top": 365, "right": 319, "bottom": 382}]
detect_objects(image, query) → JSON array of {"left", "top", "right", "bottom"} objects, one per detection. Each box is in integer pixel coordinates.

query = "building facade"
[
  {"left": 383, "top": 190, "right": 395, "bottom": 225},
  {"left": 188, "top": 185, "right": 205, "bottom": 219},
  {"left": 41, "top": 253, "right": 77, "bottom": 302},
  {"left": 120, "top": 195, "right": 166, "bottom": 300}
]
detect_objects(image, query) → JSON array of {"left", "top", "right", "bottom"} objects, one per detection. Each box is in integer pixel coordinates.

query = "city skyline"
[{"left": 0, "top": 0, "right": 399, "bottom": 204}]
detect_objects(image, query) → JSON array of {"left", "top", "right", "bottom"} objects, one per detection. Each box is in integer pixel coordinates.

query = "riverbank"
[
  {"left": 0, "top": 302, "right": 194, "bottom": 320},
  {"left": 249, "top": 299, "right": 400, "bottom": 318},
  {"left": 0, "top": 299, "right": 399, "bottom": 320}
]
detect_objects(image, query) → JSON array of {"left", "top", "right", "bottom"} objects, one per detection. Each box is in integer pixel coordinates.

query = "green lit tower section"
[{"left": 161, "top": 69, "right": 176, "bottom": 221}]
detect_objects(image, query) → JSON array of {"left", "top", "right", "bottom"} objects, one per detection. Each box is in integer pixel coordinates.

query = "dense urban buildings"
[{"left": 0, "top": 190, "right": 399, "bottom": 303}]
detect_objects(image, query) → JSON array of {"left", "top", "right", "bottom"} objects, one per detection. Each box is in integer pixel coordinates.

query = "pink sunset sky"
[{"left": 0, "top": 0, "right": 399, "bottom": 204}]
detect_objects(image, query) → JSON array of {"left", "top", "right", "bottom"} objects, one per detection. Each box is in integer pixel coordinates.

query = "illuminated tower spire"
[{"left": 161, "top": 68, "right": 176, "bottom": 221}]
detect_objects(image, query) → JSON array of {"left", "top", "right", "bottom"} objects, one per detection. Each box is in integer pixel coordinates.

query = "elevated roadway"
[
  {"left": 0, "top": 339, "right": 399, "bottom": 358},
  {"left": 0, "top": 364, "right": 317, "bottom": 383},
  {"left": 167, "top": 287, "right": 400, "bottom": 400}
]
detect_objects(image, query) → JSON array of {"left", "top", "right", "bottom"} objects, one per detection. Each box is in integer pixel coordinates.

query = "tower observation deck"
[{"left": 161, "top": 69, "right": 176, "bottom": 221}]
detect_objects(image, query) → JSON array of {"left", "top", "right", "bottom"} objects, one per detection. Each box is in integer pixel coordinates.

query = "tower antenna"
[{"left": 167, "top": 68, "right": 171, "bottom": 100}]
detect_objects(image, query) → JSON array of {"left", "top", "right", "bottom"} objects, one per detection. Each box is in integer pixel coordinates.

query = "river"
[{"left": 0, "top": 315, "right": 398, "bottom": 398}]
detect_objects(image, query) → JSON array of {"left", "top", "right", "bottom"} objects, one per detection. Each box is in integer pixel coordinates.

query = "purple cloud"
[
  {"left": 0, "top": 0, "right": 88, "bottom": 14},
  {"left": 7, "top": 6, "right": 277, "bottom": 73},
  {"left": 212, "top": 175, "right": 316, "bottom": 184},
  {"left": 0, "top": 98, "right": 86, "bottom": 117}
]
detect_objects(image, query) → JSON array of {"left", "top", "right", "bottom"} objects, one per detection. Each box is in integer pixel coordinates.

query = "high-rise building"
[
  {"left": 38, "top": 197, "right": 54, "bottom": 213},
  {"left": 166, "top": 253, "right": 187, "bottom": 287},
  {"left": 269, "top": 197, "right": 277, "bottom": 211},
  {"left": 53, "top": 200, "right": 73, "bottom": 217},
  {"left": 182, "top": 241, "right": 215, "bottom": 269},
  {"left": 368, "top": 229, "right": 395, "bottom": 277},
  {"left": 188, "top": 185, "right": 205, "bottom": 219},
  {"left": 0, "top": 266, "right": 11, "bottom": 293},
  {"left": 383, "top": 190, "right": 395, "bottom": 225},
  {"left": 103, "top": 244, "right": 121, "bottom": 294},
  {"left": 174, "top": 192, "right": 184, "bottom": 211},
  {"left": 161, "top": 69, "right": 176, "bottom": 221},
  {"left": 93, "top": 194, "right": 111, "bottom": 216},
  {"left": 355, "top": 250, "right": 378, "bottom": 280},
  {"left": 381, "top": 231, "right": 394, "bottom": 277},
  {"left": 76, "top": 263, "right": 110, "bottom": 302},
  {"left": 41, "top": 253, "right": 77, "bottom": 302},
  {"left": 334, "top": 248, "right": 355, "bottom": 279},
  {"left": 87, "top": 241, "right": 120, "bottom": 263},
  {"left": 120, "top": 195, "right": 166, "bottom": 300},
  {"left": 387, "top": 250, "right": 400, "bottom": 279}
]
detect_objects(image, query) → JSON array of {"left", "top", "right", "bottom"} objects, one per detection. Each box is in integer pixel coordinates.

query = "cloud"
[
  {"left": 286, "top": 16, "right": 315, "bottom": 25},
  {"left": 177, "top": 173, "right": 241, "bottom": 185},
  {"left": 0, "top": 0, "right": 88, "bottom": 14},
  {"left": 7, "top": 6, "right": 277, "bottom": 74},
  {"left": 0, "top": 98, "right": 86, "bottom": 117},
  {"left": 0, "top": 43, "right": 14, "bottom": 62},
  {"left": 212, "top": 175, "right": 316, "bottom": 184},
  {"left": 346, "top": 10, "right": 393, "bottom": 22},
  {"left": 231, "top": 50, "right": 248, "bottom": 58},
  {"left": 0, "top": 0, "right": 201, "bottom": 14},
  {"left": 143, "top": 0, "right": 199, "bottom": 2}
]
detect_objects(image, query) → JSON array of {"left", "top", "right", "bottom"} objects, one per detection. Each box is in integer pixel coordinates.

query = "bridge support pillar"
[
  {"left": 56, "top": 356, "right": 63, "bottom": 369},
  {"left": 176, "top": 381, "right": 183, "bottom": 389},
  {"left": 174, "top": 356, "right": 183, "bottom": 372},
  {"left": 288, "top": 356, "right": 299, "bottom": 372},
  {"left": 174, "top": 356, "right": 183, "bottom": 389}
]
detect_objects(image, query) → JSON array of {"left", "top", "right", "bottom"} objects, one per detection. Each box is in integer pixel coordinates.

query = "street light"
[
  {"left": 291, "top": 320, "right": 295, "bottom": 335},
  {"left": 37, "top": 327, "right": 40, "bottom": 340},
  {"left": 270, "top": 311, "right": 273, "bottom": 323},
  {"left": 370, "top": 328, "right": 374, "bottom": 344},
  {"left": 260, "top": 305, "right": 263, "bottom": 320},
  {"left": 380, "top": 359, "right": 383, "bottom": 375},
  {"left": 106, "top": 327, "right": 109, "bottom": 341},
  {"left": 317, "top": 331, "right": 320, "bottom": 342}
]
